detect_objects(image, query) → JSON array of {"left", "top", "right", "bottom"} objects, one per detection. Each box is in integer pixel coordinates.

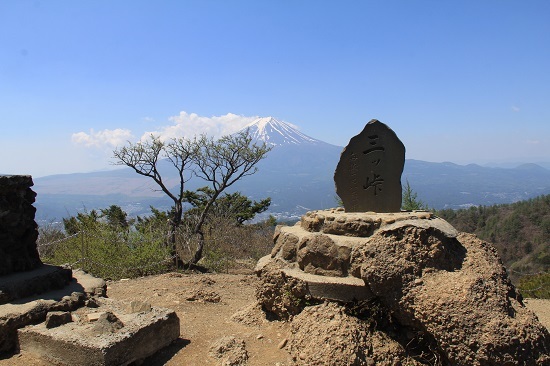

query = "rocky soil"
[{"left": 0, "top": 271, "right": 548, "bottom": 366}]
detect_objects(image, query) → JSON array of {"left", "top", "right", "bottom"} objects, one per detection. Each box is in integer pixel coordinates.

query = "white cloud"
[
  {"left": 141, "top": 111, "right": 258, "bottom": 141},
  {"left": 511, "top": 105, "right": 520, "bottom": 112},
  {"left": 526, "top": 139, "right": 540, "bottom": 145},
  {"left": 71, "top": 128, "right": 134, "bottom": 148}
]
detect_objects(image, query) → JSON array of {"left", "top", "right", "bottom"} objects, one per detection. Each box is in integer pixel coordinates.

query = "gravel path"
[{"left": 524, "top": 298, "right": 550, "bottom": 330}]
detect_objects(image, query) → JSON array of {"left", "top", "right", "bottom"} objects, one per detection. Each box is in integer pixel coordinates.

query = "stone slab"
[
  {"left": 380, "top": 217, "right": 458, "bottom": 238},
  {"left": 282, "top": 267, "right": 373, "bottom": 302},
  {"left": 18, "top": 297, "right": 180, "bottom": 366},
  {"left": 300, "top": 208, "right": 434, "bottom": 237},
  {"left": 0, "top": 269, "right": 106, "bottom": 353},
  {"left": 0, "top": 264, "right": 72, "bottom": 305},
  {"left": 334, "top": 120, "right": 405, "bottom": 212}
]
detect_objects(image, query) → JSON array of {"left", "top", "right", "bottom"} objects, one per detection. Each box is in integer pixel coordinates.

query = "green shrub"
[
  {"left": 41, "top": 223, "right": 172, "bottom": 280},
  {"left": 39, "top": 201, "right": 276, "bottom": 278},
  {"left": 193, "top": 216, "right": 274, "bottom": 273},
  {"left": 517, "top": 272, "right": 550, "bottom": 299}
]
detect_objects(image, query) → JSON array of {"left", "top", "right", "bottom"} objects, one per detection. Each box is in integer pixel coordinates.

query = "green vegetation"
[
  {"left": 184, "top": 187, "right": 271, "bottom": 226},
  {"left": 40, "top": 209, "right": 172, "bottom": 279},
  {"left": 437, "top": 194, "right": 550, "bottom": 298},
  {"left": 401, "top": 180, "right": 429, "bottom": 211},
  {"left": 518, "top": 272, "right": 550, "bottom": 299},
  {"left": 38, "top": 198, "right": 275, "bottom": 279}
]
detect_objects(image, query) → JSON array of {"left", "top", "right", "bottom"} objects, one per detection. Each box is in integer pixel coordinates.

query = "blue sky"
[{"left": 1, "top": 1, "right": 549, "bottom": 177}]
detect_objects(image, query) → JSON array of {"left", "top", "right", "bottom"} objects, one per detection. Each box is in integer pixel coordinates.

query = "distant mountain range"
[{"left": 31, "top": 117, "right": 550, "bottom": 223}]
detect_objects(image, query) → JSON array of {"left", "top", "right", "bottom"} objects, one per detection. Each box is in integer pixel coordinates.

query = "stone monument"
[
  {"left": 0, "top": 175, "right": 181, "bottom": 365},
  {"left": 0, "top": 175, "right": 42, "bottom": 275},
  {"left": 255, "top": 121, "right": 549, "bottom": 365},
  {"left": 334, "top": 119, "right": 405, "bottom": 212},
  {"left": 0, "top": 175, "right": 73, "bottom": 306}
]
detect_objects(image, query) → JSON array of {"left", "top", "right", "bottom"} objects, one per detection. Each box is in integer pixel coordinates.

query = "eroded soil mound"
[
  {"left": 352, "top": 228, "right": 550, "bottom": 365},
  {"left": 209, "top": 336, "right": 249, "bottom": 366},
  {"left": 288, "top": 302, "right": 421, "bottom": 366}
]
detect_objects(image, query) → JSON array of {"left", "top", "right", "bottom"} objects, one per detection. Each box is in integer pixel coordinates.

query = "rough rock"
[
  {"left": 91, "top": 311, "right": 124, "bottom": 334},
  {"left": 351, "top": 225, "right": 550, "bottom": 365},
  {"left": 296, "top": 233, "right": 351, "bottom": 277},
  {"left": 288, "top": 302, "right": 420, "bottom": 366},
  {"left": 209, "top": 336, "right": 249, "bottom": 366},
  {"left": 255, "top": 261, "right": 312, "bottom": 319},
  {"left": 45, "top": 312, "right": 72, "bottom": 329},
  {"left": 18, "top": 297, "right": 180, "bottom": 366}
]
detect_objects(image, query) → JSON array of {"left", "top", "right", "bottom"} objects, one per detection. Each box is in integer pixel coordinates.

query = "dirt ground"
[{"left": 1, "top": 271, "right": 548, "bottom": 366}]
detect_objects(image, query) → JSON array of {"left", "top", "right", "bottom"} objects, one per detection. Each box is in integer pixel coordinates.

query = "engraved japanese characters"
[{"left": 334, "top": 120, "right": 405, "bottom": 212}]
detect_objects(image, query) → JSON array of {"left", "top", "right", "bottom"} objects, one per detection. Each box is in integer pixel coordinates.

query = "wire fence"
[
  {"left": 35, "top": 220, "right": 273, "bottom": 279},
  {"left": 37, "top": 229, "right": 177, "bottom": 280},
  {"left": 510, "top": 269, "right": 550, "bottom": 298}
]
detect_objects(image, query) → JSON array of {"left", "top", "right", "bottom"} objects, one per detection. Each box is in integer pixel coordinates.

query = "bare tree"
[
  {"left": 113, "top": 130, "right": 270, "bottom": 266},
  {"left": 189, "top": 131, "right": 271, "bottom": 264}
]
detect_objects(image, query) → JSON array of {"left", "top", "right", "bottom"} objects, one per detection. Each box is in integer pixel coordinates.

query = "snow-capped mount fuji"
[
  {"left": 240, "top": 117, "right": 326, "bottom": 146},
  {"left": 227, "top": 116, "right": 344, "bottom": 219}
]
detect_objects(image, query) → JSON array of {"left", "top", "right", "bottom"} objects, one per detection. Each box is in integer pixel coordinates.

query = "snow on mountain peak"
[{"left": 241, "top": 117, "right": 321, "bottom": 146}]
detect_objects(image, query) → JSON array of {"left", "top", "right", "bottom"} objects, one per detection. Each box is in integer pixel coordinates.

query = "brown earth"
[{"left": 0, "top": 271, "right": 548, "bottom": 366}]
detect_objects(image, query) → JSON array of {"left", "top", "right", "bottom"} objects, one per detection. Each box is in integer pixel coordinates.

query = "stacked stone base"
[
  {"left": 256, "top": 208, "right": 446, "bottom": 305},
  {"left": 0, "top": 264, "right": 72, "bottom": 305},
  {"left": 1, "top": 269, "right": 181, "bottom": 365},
  {"left": 0, "top": 175, "right": 182, "bottom": 363}
]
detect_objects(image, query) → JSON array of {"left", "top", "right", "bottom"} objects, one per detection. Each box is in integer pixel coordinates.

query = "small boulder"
[
  {"left": 126, "top": 300, "right": 152, "bottom": 313},
  {"left": 255, "top": 262, "right": 311, "bottom": 319},
  {"left": 297, "top": 234, "right": 351, "bottom": 277},
  {"left": 45, "top": 311, "right": 72, "bottom": 329},
  {"left": 92, "top": 311, "right": 124, "bottom": 334},
  {"left": 209, "top": 336, "right": 248, "bottom": 366}
]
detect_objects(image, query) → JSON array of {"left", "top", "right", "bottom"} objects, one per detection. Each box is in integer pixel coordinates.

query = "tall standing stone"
[
  {"left": 334, "top": 120, "right": 405, "bottom": 212},
  {"left": 0, "top": 175, "right": 42, "bottom": 275}
]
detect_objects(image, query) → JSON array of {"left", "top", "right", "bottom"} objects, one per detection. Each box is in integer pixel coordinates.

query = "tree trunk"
[
  {"left": 171, "top": 201, "right": 184, "bottom": 268},
  {"left": 189, "top": 231, "right": 205, "bottom": 265},
  {"left": 188, "top": 192, "right": 220, "bottom": 265}
]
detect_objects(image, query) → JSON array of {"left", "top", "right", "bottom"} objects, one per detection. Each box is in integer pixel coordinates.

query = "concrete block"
[
  {"left": 0, "top": 269, "right": 105, "bottom": 353},
  {"left": 18, "top": 298, "right": 180, "bottom": 366}
]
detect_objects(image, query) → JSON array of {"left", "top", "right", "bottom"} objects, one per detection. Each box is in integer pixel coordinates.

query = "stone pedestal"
[{"left": 255, "top": 208, "right": 452, "bottom": 311}]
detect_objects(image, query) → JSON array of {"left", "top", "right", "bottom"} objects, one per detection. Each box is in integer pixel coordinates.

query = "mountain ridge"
[{"left": 30, "top": 118, "right": 550, "bottom": 222}]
